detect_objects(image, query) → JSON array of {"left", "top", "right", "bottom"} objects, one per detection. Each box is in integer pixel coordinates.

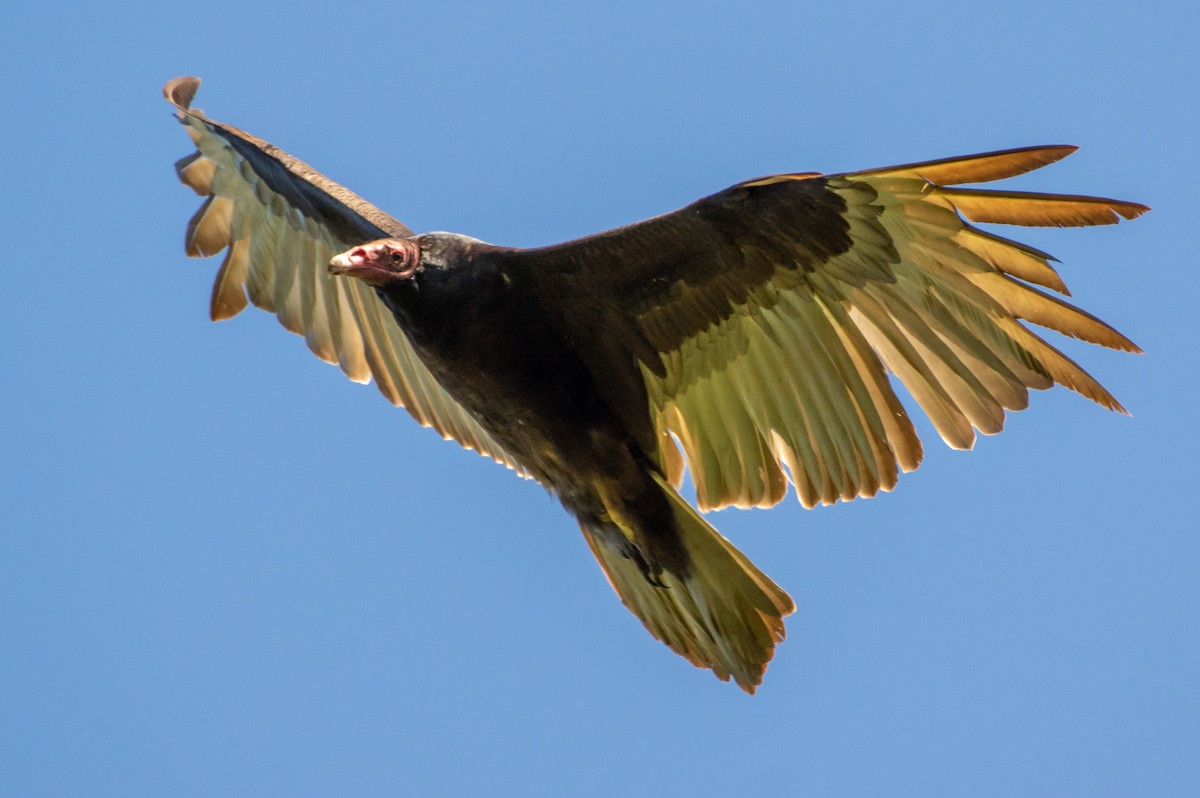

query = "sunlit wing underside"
[
  {"left": 524, "top": 146, "right": 1145, "bottom": 511},
  {"left": 165, "top": 77, "right": 529, "bottom": 477},
  {"left": 657, "top": 152, "right": 1144, "bottom": 509}
]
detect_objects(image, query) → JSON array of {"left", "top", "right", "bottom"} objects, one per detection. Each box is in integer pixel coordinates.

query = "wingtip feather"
[
  {"left": 855, "top": 145, "right": 1081, "bottom": 185},
  {"left": 941, "top": 188, "right": 1150, "bottom": 228},
  {"left": 164, "top": 76, "right": 201, "bottom": 111}
]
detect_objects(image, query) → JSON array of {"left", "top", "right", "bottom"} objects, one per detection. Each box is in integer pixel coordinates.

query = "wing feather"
[
  {"left": 818, "top": 295, "right": 923, "bottom": 474},
  {"left": 937, "top": 187, "right": 1148, "bottom": 227},
  {"left": 956, "top": 226, "right": 1069, "bottom": 294},
  {"left": 211, "top": 238, "right": 250, "bottom": 321},
  {"left": 185, "top": 196, "right": 233, "bottom": 258},
  {"left": 847, "top": 287, "right": 979, "bottom": 450},
  {"left": 772, "top": 297, "right": 885, "bottom": 501},
  {"left": 176, "top": 152, "right": 215, "bottom": 196},
  {"left": 852, "top": 144, "right": 1080, "bottom": 185},
  {"left": 964, "top": 273, "right": 1141, "bottom": 351}
]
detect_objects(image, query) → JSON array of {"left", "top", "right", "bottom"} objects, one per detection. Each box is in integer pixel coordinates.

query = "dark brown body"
[{"left": 376, "top": 242, "right": 686, "bottom": 577}]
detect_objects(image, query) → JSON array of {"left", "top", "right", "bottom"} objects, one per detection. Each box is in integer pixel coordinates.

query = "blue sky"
[{"left": 2, "top": 1, "right": 1197, "bottom": 795}]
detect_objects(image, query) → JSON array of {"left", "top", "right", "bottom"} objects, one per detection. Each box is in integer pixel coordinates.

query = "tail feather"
[{"left": 581, "top": 472, "right": 795, "bottom": 693}]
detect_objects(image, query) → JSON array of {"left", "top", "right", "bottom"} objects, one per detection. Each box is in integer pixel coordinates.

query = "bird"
[{"left": 164, "top": 76, "right": 1146, "bottom": 693}]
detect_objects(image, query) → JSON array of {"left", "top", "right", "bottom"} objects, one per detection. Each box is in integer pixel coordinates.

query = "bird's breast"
[{"left": 382, "top": 266, "right": 632, "bottom": 495}]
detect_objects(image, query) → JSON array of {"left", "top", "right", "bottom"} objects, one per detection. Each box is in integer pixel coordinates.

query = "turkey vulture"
[{"left": 164, "top": 76, "right": 1146, "bottom": 693}]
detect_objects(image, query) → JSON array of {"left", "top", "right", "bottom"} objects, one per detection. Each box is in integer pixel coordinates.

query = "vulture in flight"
[{"left": 164, "top": 76, "right": 1146, "bottom": 693}]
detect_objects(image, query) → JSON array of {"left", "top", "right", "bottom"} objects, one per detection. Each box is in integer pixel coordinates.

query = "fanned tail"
[{"left": 580, "top": 472, "right": 795, "bottom": 693}]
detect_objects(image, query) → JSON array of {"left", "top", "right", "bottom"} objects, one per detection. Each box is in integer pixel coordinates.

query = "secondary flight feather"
[{"left": 165, "top": 76, "right": 1145, "bottom": 692}]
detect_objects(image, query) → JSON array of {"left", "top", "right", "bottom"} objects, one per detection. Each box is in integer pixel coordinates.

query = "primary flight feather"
[{"left": 165, "top": 76, "right": 1145, "bottom": 692}]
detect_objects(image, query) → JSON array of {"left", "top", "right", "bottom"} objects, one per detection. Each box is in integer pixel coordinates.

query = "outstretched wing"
[
  {"left": 524, "top": 146, "right": 1146, "bottom": 510},
  {"left": 164, "top": 77, "right": 527, "bottom": 475}
]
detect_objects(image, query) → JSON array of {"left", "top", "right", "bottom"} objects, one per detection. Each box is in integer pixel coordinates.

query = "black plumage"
[{"left": 166, "top": 77, "right": 1145, "bottom": 692}]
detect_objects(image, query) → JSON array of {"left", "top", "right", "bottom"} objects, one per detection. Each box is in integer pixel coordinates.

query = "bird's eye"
[{"left": 391, "top": 251, "right": 404, "bottom": 262}]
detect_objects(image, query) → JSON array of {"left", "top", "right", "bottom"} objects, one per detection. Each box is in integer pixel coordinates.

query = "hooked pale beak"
[
  {"left": 329, "top": 240, "right": 418, "bottom": 287},
  {"left": 329, "top": 247, "right": 369, "bottom": 276}
]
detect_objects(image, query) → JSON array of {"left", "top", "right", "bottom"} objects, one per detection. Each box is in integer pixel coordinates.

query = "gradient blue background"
[{"left": 3, "top": 2, "right": 1196, "bottom": 795}]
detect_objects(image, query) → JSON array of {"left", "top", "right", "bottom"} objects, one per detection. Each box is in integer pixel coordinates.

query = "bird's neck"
[{"left": 375, "top": 250, "right": 510, "bottom": 349}]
